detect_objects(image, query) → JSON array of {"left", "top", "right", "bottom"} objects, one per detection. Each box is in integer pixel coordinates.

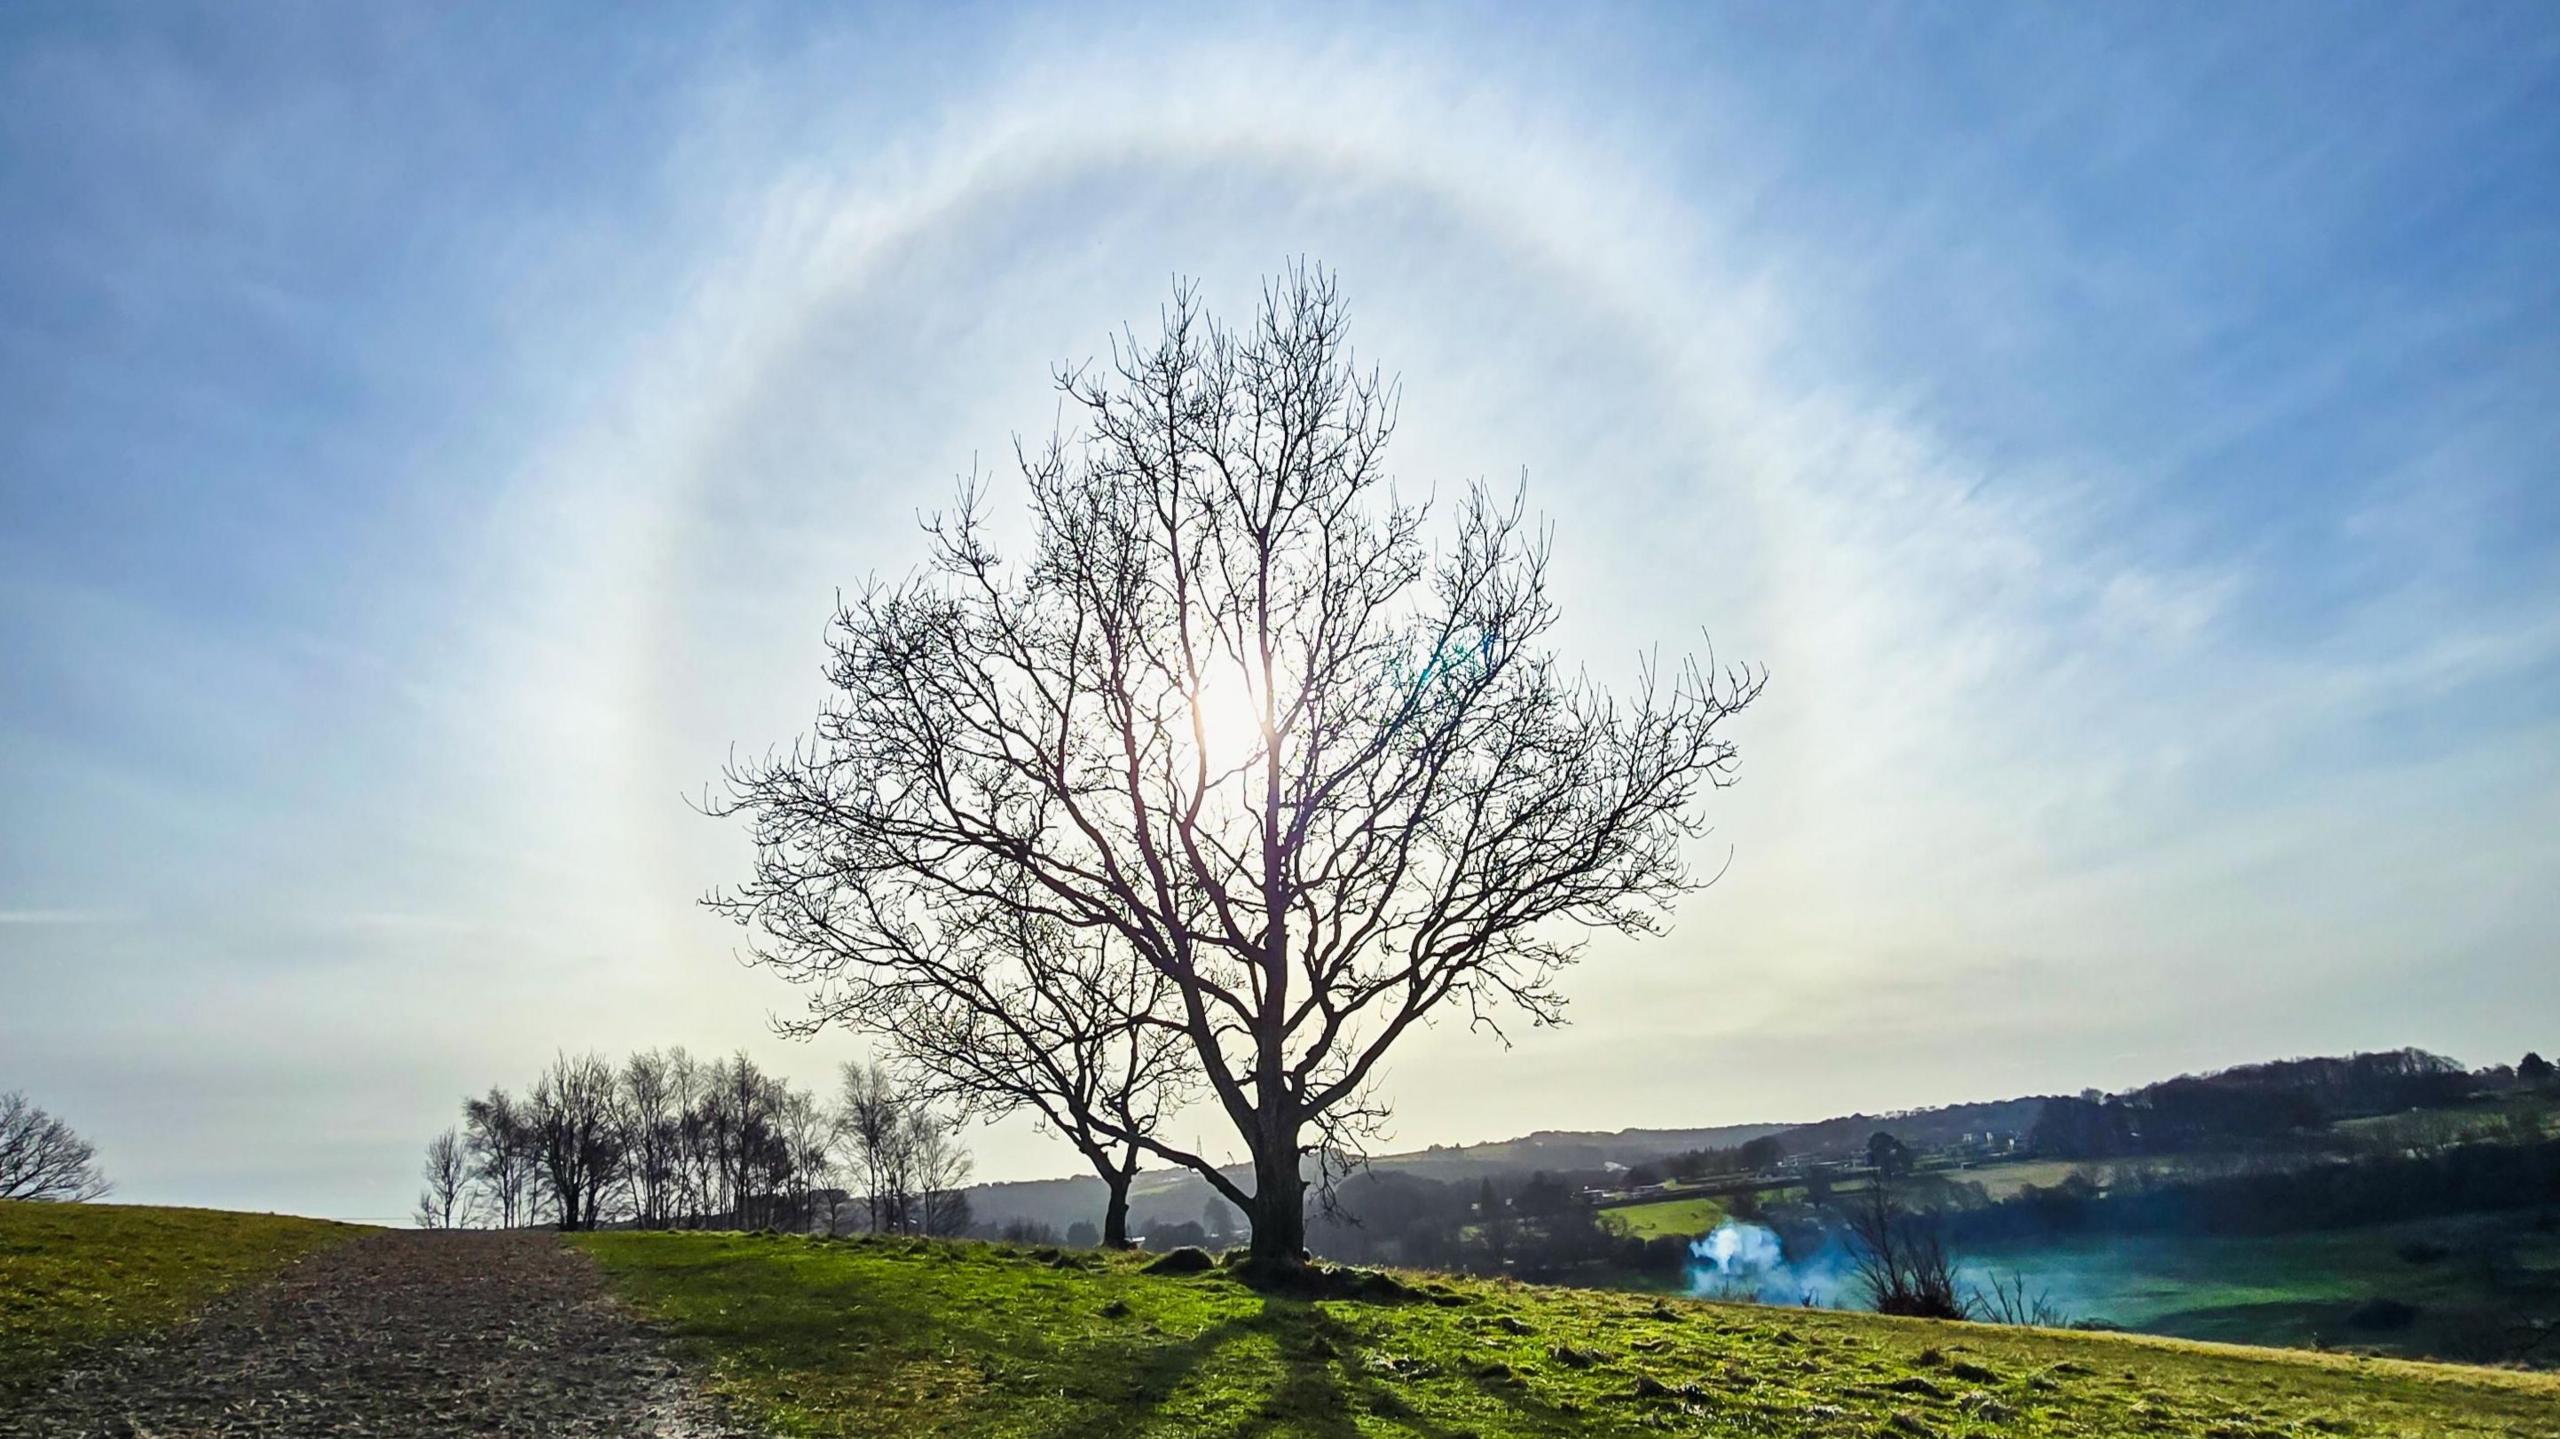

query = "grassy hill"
[
  {"left": 0, "top": 1200, "right": 368, "bottom": 1392},
  {"left": 578, "top": 1231, "right": 2560, "bottom": 1438}
]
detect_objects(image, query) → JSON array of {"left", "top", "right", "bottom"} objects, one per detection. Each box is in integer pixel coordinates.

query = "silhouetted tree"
[
  {"left": 0, "top": 1092, "right": 110, "bottom": 1202},
  {"left": 530, "top": 1052, "right": 625, "bottom": 1231},
  {"left": 1847, "top": 1176, "right": 1965, "bottom": 1319},
  {"left": 829, "top": 895, "right": 1190, "bottom": 1249},
  {"left": 441, "top": 1047, "right": 854, "bottom": 1235},
  {"left": 838, "top": 1060, "right": 914, "bottom": 1233},
  {"left": 699, "top": 1052, "right": 785, "bottom": 1228},
  {"left": 463, "top": 1087, "right": 539, "bottom": 1228},
  {"left": 1866, "top": 1131, "right": 1915, "bottom": 1178},
  {"left": 710, "top": 267, "right": 1762, "bottom": 1272},
  {"left": 2523, "top": 1052, "right": 2555, "bottom": 1086},
  {"left": 913, "top": 1108, "right": 974, "bottom": 1237},
  {"left": 775, "top": 1085, "right": 837, "bottom": 1233},
  {"left": 415, "top": 1128, "right": 467, "bottom": 1229},
  {"left": 668, "top": 1049, "right": 720, "bottom": 1225},
  {"left": 618, "top": 1049, "right": 683, "bottom": 1229}
]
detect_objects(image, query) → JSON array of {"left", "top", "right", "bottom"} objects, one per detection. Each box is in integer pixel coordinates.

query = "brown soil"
[{"left": 4, "top": 1230, "right": 752, "bottom": 1437}]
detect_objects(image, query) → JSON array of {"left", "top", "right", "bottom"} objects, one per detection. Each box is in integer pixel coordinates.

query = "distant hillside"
[
  {"left": 1763, "top": 1096, "right": 2055, "bottom": 1162},
  {"left": 961, "top": 1042, "right": 2549, "bottom": 1237},
  {"left": 1365, "top": 1121, "right": 1797, "bottom": 1181},
  {"left": 963, "top": 1121, "right": 1795, "bottom": 1235}
]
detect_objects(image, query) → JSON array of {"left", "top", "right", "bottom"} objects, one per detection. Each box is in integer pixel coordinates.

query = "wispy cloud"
[{"left": 1, "top": 3, "right": 2552, "bottom": 1215}]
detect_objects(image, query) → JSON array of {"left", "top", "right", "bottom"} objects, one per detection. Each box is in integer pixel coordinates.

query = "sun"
[{"left": 1184, "top": 665, "right": 1265, "bottom": 770}]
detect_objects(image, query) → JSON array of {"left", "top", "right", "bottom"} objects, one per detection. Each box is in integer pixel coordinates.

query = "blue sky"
[{"left": 4, "top": 2, "right": 2556, "bottom": 1220}]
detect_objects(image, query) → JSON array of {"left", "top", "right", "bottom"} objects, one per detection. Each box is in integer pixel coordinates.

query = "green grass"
[
  {"left": 1598, "top": 1195, "right": 1726, "bottom": 1240},
  {"left": 1943, "top": 1158, "right": 2105, "bottom": 1199},
  {"left": 1969, "top": 1210, "right": 2560, "bottom": 1366},
  {"left": 2334, "top": 1102, "right": 2554, "bottom": 1146},
  {"left": 0, "top": 1200, "right": 368, "bottom": 1391},
  {"left": 580, "top": 1231, "right": 2560, "bottom": 1438}
]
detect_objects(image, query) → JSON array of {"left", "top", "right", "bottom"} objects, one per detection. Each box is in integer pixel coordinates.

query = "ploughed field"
[
  {"left": 579, "top": 1230, "right": 2560, "bottom": 1438},
  {"left": 0, "top": 1198, "right": 364, "bottom": 1382},
  {"left": 1, "top": 1200, "right": 745, "bottom": 1436}
]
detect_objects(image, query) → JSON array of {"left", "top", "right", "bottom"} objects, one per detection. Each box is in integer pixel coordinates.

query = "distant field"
[
  {"left": 1940, "top": 1157, "right": 2095, "bottom": 1198},
  {"left": 582, "top": 1230, "right": 2560, "bottom": 1438},
  {"left": 1599, "top": 1195, "right": 1726, "bottom": 1240},
  {"left": 1967, "top": 1208, "right": 2560, "bottom": 1366},
  {"left": 0, "top": 1201, "right": 367, "bottom": 1391},
  {"left": 2334, "top": 1100, "right": 2555, "bottom": 1145},
  {"left": 1920, "top": 1153, "right": 2275, "bottom": 1202}
]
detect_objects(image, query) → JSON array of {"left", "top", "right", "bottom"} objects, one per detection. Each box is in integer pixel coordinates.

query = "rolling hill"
[{"left": 581, "top": 1228, "right": 2560, "bottom": 1437}]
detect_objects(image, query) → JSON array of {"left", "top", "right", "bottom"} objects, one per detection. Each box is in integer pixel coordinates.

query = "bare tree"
[
  {"left": 438, "top": 1046, "right": 855, "bottom": 1235},
  {"left": 854, "top": 894, "right": 1190, "bottom": 1248},
  {"left": 1975, "top": 1269, "right": 2069, "bottom": 1327},
  {"left": 619, "top": 1050, "right": 681, "bottom": 1229},
  {"left": 774, "top": 1084, "right": 837, "bottom": 1233},
  {"left": 1846, "top": 1177, "right": 1967, "bottom": 1320},
  {"left": 910, "top": 1108, "right": 974, "bottom": 1237},
  {"left": 463, "top": 1087, "right": 539, "bottom": 1228},
  {"left": 837, "top": 1059, "right": 915, "bottom": 1233},
  {"left": 832, "top": 1059, "right": 975, "bottom": 1235},
  {"left": 665, "top": 1047, "right": 717, "bottom": 1226},
  {"left": 415, "top": 1127, "right": 467, "bottom": 1229},
  {"left": 711, "top": 266, "right": 1761, "bottom": 1271},
  {"left": 0, "top": 1092, "right": 111, "bottom": 1202},
  {"left": 699, "top": 1051, "right": 783, "bottom": 1228},
  {"left": 529, "top": 1052, "right": 625, "bottom": 1231}
]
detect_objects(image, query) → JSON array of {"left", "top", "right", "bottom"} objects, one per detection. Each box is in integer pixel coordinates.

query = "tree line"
[
  {"left": 2031, "top": 1047, "right": 2547, "bottom": 1160},
  {"left": 1622, "top": 1134, "right": 1787, "bottom": 1188},
  {"left": 1950, "top": 1135, "right": 2560, "bottom": 1243},
  {"left": 416, "top": 1049, "right": 970, "bottom": 1235}
]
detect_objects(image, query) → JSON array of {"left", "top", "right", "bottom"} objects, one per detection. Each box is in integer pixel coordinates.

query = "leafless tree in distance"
[
  {"left": 697, "top": 1052, "right": 764, "bottom": 1227},
  {"left": 415, "top": 1127, "right": 468, "bottom": 1229},
  {"left": 0, "top": 1091, "right": 112, "bottom": 1202},
  {"left": 463, "top": 1087, "right": 539, "bottom": 1228},
  {"left": 433, "top": 1046, "right": 873, "bottom": 1234},
  {"left": 838, "top": 1059, "right": 917, "bottom": 1233},
  {"left": 909, "top": 1107, "right": 975, "bottom": 1237},
  {"left": 774, "top": 1084, "right": 838, "bottom": 1233},
  {"left": 840, "top": 888, "right": 1192, "bottom": 1248},
  {"left": 529, "top": 1052, "right": 625, "bottom": 1231},
  {"left": 618, "top": 1049, "right": 682, "bottom": 1229},
  {"left": 711, "top": 266, "right": 1761, "bottom": 1272}
]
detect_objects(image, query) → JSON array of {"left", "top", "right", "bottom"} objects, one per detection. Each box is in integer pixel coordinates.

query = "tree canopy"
[{"left": 713, "top": 266, "right": 1761, "bottom": 1268}]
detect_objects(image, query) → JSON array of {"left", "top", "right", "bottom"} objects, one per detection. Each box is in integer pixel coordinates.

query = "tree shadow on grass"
[{"left": 1037, "top": 1294, "right": 1587, "bottom": 1439}]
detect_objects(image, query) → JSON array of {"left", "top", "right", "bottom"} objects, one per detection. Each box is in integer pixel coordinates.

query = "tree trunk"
[
  {"left": 1244, "top": 1122, "right": 1306, "bottom": 1274},
  {"left": 1102, "top": 1170, "right": 1133, "bottom": 1249}
]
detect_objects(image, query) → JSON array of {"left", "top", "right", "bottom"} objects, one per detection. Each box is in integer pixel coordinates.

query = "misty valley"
[{"left": 956, "top": 1046, "right": 2560, "bottom": 1368}]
